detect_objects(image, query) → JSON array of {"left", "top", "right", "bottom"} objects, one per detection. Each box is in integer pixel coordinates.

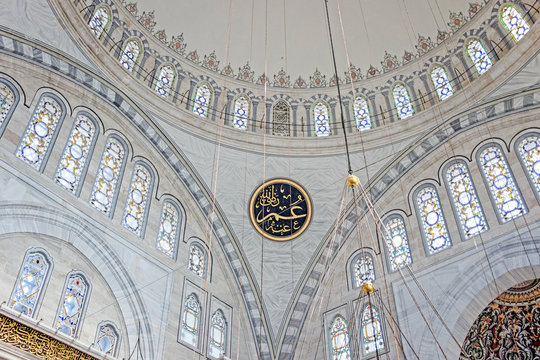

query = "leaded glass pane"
[
  {"left": 272, "top": 100, "right": 290, "bottom": 136},
  {"left": 56, "top": 274, "right": 89, "bottom": 337},
  {"left": 384, "top": 217, "right": 412, "bottom": 271},
  {"left": 188, "top": 244, "right": 205, "bottom": 277},
  {"left": 361, "top": 305, "right": 385, "bottom": 356},
  {"left": 466, "top": 39, "right": 492, "bottom": 75},
  {"left": 500, "top": 5, "right": 530, "bottom": 42},
  {"left": 120, "top": 39, "right": 141, "bottom": 73},
  {"left": 430, "top": 65, "right": 454, "bottom": 101},
  {"left": 446, "top": 162, "right": 488, "bottom": 238},
  {"left": 156, "top": 202, "right": 179, "bottom": 257},
  {"left": 154, "top": 64, "right": 176, "bottom": 98},
  {"left": 353, "top": 96, "right": 371, "bottom": 131},
  {"left": 330, "top": 316, "right": 351, "bottom": 360},
  {"left": 0, "top": 82, "right": 15, "bottom": 127},
  {"left": 232, "top": 95, "right": 250, "bottom": 130},
  {"left": 208, "top": 310, "right": 226, "bottom": 358},
  {"left": 479, "top": 146, "right": 526, "bottom": 221},
  {"left": 518, "top": 135, "right": 540, "bottom": 195},
  {"left": 192, "top": 83, "right": 212, "bottom": 118},
  {"left": 122, "top": 165, "right": 152, "bottom": 236},
  {"left": 416, "top": 186, "right": 451, "bottom": 254},
  {"left": 55, "top": 114, "right": 96, "bottom": 193},
  {"left": 89, "top": 137, "right": 125, "bottom": 215},
  {"left": 10, "top": 252, "right": 49, "bottom": 317},
  {"left": 392, "top": 83, "right": 414, "bottom": 120},
  {"left": 95, "top": 324, "right": 118, "bottom": 356},
  {"left": 313, "top": 101, "right": 330, "bottom": 137},
  {"left": 88, "top": 5, "right": 110, "bottom": 38},
  {"left": 353, "top": 255, "right": 375, "bottom": 288},
  {"left": 181, "top": 293, "right": 200, "bottom": 347},
  {"left": 16, "top": 96, "right": 62, "bottom": 169}
]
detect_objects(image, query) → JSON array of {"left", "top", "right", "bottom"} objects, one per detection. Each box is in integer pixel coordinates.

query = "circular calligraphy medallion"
[{"left": 249, "top": 178, "right": 312, "bottom": 241}]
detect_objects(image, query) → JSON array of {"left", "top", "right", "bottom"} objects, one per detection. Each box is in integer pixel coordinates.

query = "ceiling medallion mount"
[{"left": 249, "top": 178, "right": 312, "bottom": 241}]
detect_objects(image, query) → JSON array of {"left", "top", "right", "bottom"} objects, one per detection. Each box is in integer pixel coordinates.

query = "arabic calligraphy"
[{"left": 249, "top": 179, "right": 312, "bottom": 241}]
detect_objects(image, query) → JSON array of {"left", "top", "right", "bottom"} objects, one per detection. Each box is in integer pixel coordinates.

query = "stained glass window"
[
  {"left": 208, "top": 310, "right": 226, "bottom": 358},
  {"left": 232, "top": 95, "right": 250, "bottom": 130},
  {"left": 89, "top": 136, "right": 126, "bottom": 216},
  {"left": 272, "top": 99, "right": 290, "bottom": 136},
  {"left": 95, "top": 323, "right": 119, "bottom": 356},
  {"left": 10, "top": 250, "right": 51, "bottom": 317},
  {"left": 383, "top": 216, "right": 412, "bottom": 271},
  {"left": 415, "top": 186, "right": 451, "bottom": 254},
  {"left": 156, "top": 201, "right": 180, "bottom": 257},
  {"left": 0, "top": 81, "right": 15, "bottom": 129},
  {"left": 329, "top": 316, "right": 351, "bottom": 360},
  {"left": 55, "top": 114, "right": 97, "bottom": 194},
  {"left": 313, "top": 101, "right": 330, "bottom": 136},
  {"left": 392, "top": 83, "right": 414, "bottom": 120},
  {"left": 56, "top": 273, "right": 90, "bottom": 337},
  {"left": 122, "top": 164, "right": 152, "bottom": 236},
  {"left": 120, "top": 38, "right": 142, "bottom": 73},
  {"left": 465, "top": 38, "right": 492, "bottom": 75},
  {"left": 154, "top": 63, "right": 176, "bottom": 98},
  {"left": 479, "top": 146, "right": 526, "bottom": 222},
  {"left": 180, "top": 293, "right": 201, "bottom": 347},
  {"left": 360, "top": 305, "right": 385, "bottom": 356},
  {"left": 517, "top": 134, "right": 540, "bottom": 195},
  {"left": 500, "top": 4, "right": 530, "bottom": 42},
  {"left": 430, "top": 65, "right": 454, "bottom": 101},
  {"left": 353, "top": 254, "right": 375, "bottom": 289},
  {"left": 446, "top": 162, "right": 488, "bottom": 238},
  {"left": 16, "top": 95, "right": 63, "bottom": 170},
  {"left": 188, "top": 244, "right": 205, "bottom": 278},
  {"left": 88, "top": 4, "right": 111, "bottom": 39},
  {"left": 192, "top": 83, "right": 212, "bottom": 118},
  {"left": 353, "top": 96, "right": 371, "bottom": 131}
]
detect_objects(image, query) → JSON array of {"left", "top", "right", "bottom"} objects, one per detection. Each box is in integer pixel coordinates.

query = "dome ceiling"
[{"left": 125, "top": 0, "right": 485, "bottom": 87}]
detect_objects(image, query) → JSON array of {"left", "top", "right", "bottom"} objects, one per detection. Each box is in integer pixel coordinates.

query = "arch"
[
  {"left": 180, "top": 292, "right": 202, "bottom": 348},
  {"left": 429, "top": 63, "right": 454, "bottom": 101},
  {"left": 391, "top": 82, "right": 414, "bottom": 120},
  {"left": 154, "top": 62, "right": 177, "bottom": 98},
  {"left": 312, "top": 100, "right": 331, "bottom": 136},
  {"left": 382, "top": 214, "right": 412, "bottom": 272},
  {"left": 122, "top": 161, "right": 154, "bottom": 237},
  {"left": 187, "top": 240, "right": 208, "bottom": 279},
  {"left": 119, "top": 37, "right": 143, "bottom": 73},
  {"left": 94, "top": 320, "right": 121, "bottom": 357},
  {"left": 272, "top": 99, "right": 291, "bottom": 136},
  {"left": 464, "top": 37, "right": 493, "bottom": 75},
  {"left": 352, "top": 95, "right": 371, "bottom": 131},
  {"left": 156, "top": 199, "right": 182, "bottom": 259},
  {"left": 0, "top": 77, "right": 19, "bottom": 137},
  {"left": 55, "top": 271, "right": 92, "bottom": 338},
  {"left": 350, "top": 252, "right": 375, "bottom": 289},
  {"left": 515, "top": 132, "right": 540, "bottom": 203},
  {"left": 232, "top": 93, "right": 251, "bottom": 130},
  {"left": 360, "top": 304, "right": 385, "bottom": 357},
  {"left": 328, "top": 315, "right": 351, "bottom": 360},
  {"left": 499, "top": 3, "right": 530, "bottom": 42},
  {"left": 88, "top": 3, "right": 112, "bottom": 39},
  {"left": 208, "top": 309, "right": 227, "bottom": 359},
  {"left": 192, "top": 81, "right": 213, "bottom": 118}
]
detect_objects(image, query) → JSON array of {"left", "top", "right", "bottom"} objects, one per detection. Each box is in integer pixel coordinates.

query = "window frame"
[
  {"left": 0, "top": 78, "right": 19, "bottom": 137},
  {"left": 54, "top": 271, "right": 92, "bottom": 339}
]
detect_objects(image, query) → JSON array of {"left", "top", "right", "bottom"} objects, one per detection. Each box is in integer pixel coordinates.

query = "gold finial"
[
  {"left": 362, "top": 281, "right": 375, "bottom": 294},
  {"left": 346, "top": 174, "right": 360, "bottom": 187}
]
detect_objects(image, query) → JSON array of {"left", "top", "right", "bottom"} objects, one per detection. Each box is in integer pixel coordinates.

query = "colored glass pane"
[
  {"left": 416, "top": 186, "right": 451, "bottom": 254},
  {"left": 181, "top": 293, "right": 200, "bottom": 347},
  {"left": 120, "top": 39, "right": 141, "bottom": 73},
  {"left": 88, "top": 5, "right": 110, "bottom": 38},
  {"left": 95, "top": 324, "right": 119, "bottom": 356},
  {"left": 430, "top": 65, "right": 454, "bottom": 101},
  {"left": 330, "top": 316, "right": 351, "bottom": 360},
  {"left": 192, "top": 83, "right": 212, "bottom": 118},
  {"left": 392, "top": 83, "right": 414, "bottom": 120},
  {"left": 466, "top": 39, "right": 492, "bottom": 75},
  {"left": 353, "top": 96, "right": 371, "bottom": 131},
  {"left": 384, "top": 217, "right": 412, "bottom": 271},
  {"left": 232, "top": 95, "right": 250, "bottom": 130},
  {"left": 361, "top": 305, "right": 385, "bottom": 355},
  {"left": 156, "top": 202, "right": 179, "bottom": 257},
  {"left": 10, "top": 252, "right": 49, "bottom": 317},
  {"left": 188, "top": 244, "right": 205, "bottom": 277},
  {"left": 208, "top": 310, "right": 226, "bottom": 358},
  {"left": 272, "top": 100, "right": 290, "bottom": 136},
  {"left": 56, "top": 274, "right": 89, "bottom": 337},
  {"left": 0, "top": 82, "right": 15, "bottom": 127},
  {"left": 500, "top": 5, "right": 529, "bottom": 42},
  {"left": 313, "top": 101, "right": 330, "bottom": 136},
  {"left": 517, "top": 135, "right": 540, "bottom": 195},
  {"left": 154, "top": 64, "right": 176, "bottom": 98},
  {"left": 353, "top": 255, "right": 375, "bottom": 288},
  {"left": 122, "top": 165, "right": 152, "bottom": 236}
]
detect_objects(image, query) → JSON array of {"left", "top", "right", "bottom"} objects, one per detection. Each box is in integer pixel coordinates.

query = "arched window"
[
  {"left": 360, "top": 305, "right": 385, "bottom": 356},
  {"left": 272, "top": 99, "right": 290, "bottom": 136},
  {"left": 500, "top": 4, "right": 530, "bottom": 42},
  {"left": 392, "top": 83, "right": 414, "bottom": 120},
  {"left": 156, "top": 201, "right": 181, "bottom": 258},
  {"left": 516, "top": 133, "right": 540, "bottom": 196},
  {"left": 120, "top": 38, "right": 142, "bottom": 73},
  {"left": 430, "top": 64, "right": 454, "bottom": 101},
  {"left": 352, "top": 253, "right": 375, "bottom": 289},
  {"left": 55, "top": 272, "right": 90, "bottom": 337},
  {"left": 88, "top": 4, "right": 111, "bottom": 39},
  {"left": 122, "top": 163, "right": 153, "bottom": 236},
  {"left": 55, "top": 113, "right": 97, "bottom": 194},
  {"left": 415, "top": 185, "right": 452, "bottom": 254},
  {"left": 192, "top": 82, "right": 213, "bottom": 118},
  {"left": 383, "top": 216, "right": 412, "bottom": 271},
  {"left": 352, "top": 95, "right": 371, "bottom": 131},
  {"left": 232, "top": 94, "right": 250, "bottom": 130},
  {"left": 188, "top": 243, "right": 206, "bottom": 278},
  {"left": 154, "top": 63, "right": 177, "bottom": 98},
  {"left": 313, "top": 100, "right": 331, "bottom": 137},
  {"left": 90, "top": 136, "right": 127, "bottom": 216},
  {"left": 329, "top": 315, "right": 351, "bottom": 360},
  {"left": 180, "top": 293, "right": 201, "bottom": 347},
  {"left": 478, "top": 145, "right": 526, "bottom": 222},
  {"left": 94, "top": 322, "right": 120, "bottom": 357},
  {"left": 208, "top": 309, "right": 227, "bottom": 358},
  {"left": 0, "top": 81, "right": 16, "bottom": 131},
  {"left": 465, "top": 38, "right": 493, "bottom": 75},
  {"left": 16, "top": 95, "right": 64, "bottom": 171},
  {"left": 445, "top": 161, "right": 488, "bottom": 238},
  {"left": 9, "top": 249, "right": 52, "bottom": 317}
]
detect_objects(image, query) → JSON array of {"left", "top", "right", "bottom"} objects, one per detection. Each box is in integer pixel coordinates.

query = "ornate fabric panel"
[
  {"left": 55, "top": 114, "right": 96, "bottom": 193},
  {"left": 518, "top": 135, "right": 540, "bottom": 195},
  {"left": 10, "top": 252, "right": 50, "bottom": 317},
  {"left": 95, "top": 323, "right": 119, "bottom": 356},
  {"left": 156, "top": 202, "right": 179, "bottom": 257},
  {"left": 120, "top": 39, "right": 141, "bottom": 72},
  {"left": 500, "top": 4, "right": 530, "bottom": 42},
  {"left": 384, "top": 217, "right": 412, "bottom": 271},
  {"left": 392, "top": 83, "right": 414, "bottom": 120},
  {"left": 17, "top": 96, "right": 62, "bottom": 169},
  {"left": 122, "top": 165, "right": 152, "bottom": 236},
  {"left": 361, "top": 305, "right": 385, "bottom": 356},
  {"left": 188, "top": 244, "right": 205, "bottom": 277},
  {"left": 154, "top": 64, "right": 176, "bottom": 98},
  {"left": 313, "top": 101, "right": 330, "bottom": 136},
  {"left": 192, "top": 83, "right": 212, "bottom": 118},
  {"left": 330, "top": 316, "right": 351, "bottom": 360},
  {"left": 430, "top": 65, "right": 454, "bottom": 101},
  {"left": 88, "top": 5, "right": 110, "bottom": 38},
  {"left": 272, "top": 100, "right": 290, "bottom": 136},
  {"left": 353, "top": 255, "right": 375, "bottom": 288},
  {"left": 232, "top": 95, "right": 250, "bottom": 130},
  {"left": 466, "top": 38, "right": 492, "bottom": 75},
  {"left": 208, "top": 310, "right": 226, "bottom": 358},
  {"left": 416, "top": 186, "right": 451, "bottom": 254},
  {"left": 180, "top": 293, "right": 201, "bottom": 347},
  {"left": 0, "top": 82, "right": 15, "bottom": 127},
  {"left": 353, "top": 96, "right": 371, "bottom": 131},
  {"left": 56, "top": 274, "right": 89, "bottom": 337}
]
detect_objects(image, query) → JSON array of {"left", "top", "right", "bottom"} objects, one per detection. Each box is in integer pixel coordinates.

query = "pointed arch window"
[
  {"left": 208, "top": 309, "right": 227, "bottom": 358},
  {"left": 517, "top": 134, "right": 540, "bottom": 196},
  {"left": 360, "top": 305, "right": 385, "bottom": 356},
  {"left": 430, "top": 65, "right": 454, "bottom": 101},
  {"left": 465, "top": 38, "right": 493, "bottom": 75},
  {"left": 313, "top": 101, "right": 330, "bottom": 136},
  {"left": 156, "top": 201, "right": 181, "bottom": 258},
  {"left": 55, "top": 114, "right": 97, "bottom": 194},
  {"left": 95, "top": 322, "right": 120, "bottom": 357},
  {"left": 0, "top": 81, "right": 16, "bottom": 130},
  {"left": 232, "top": 94, "right": 250, "bottom": 130},
  {"left": 352, "top": 254, "right": 375, "bottom": 289},
  {"left": 478, "top": 145, "right": 526, "bottom": 222},
  {"left": 500, "top": 4, "right": 530, "bottom": 42},
  {"left": 329, "top": 315, "right": 351, "bottom": 360},
  {"left": 272, "top": 99, "right": 290, "bottom": 136},
  {"left": 88, "top": 4, "right": 111, "bottom": 38},
  {"left": 55, "top": 273, "right": 90, "bottom": 337},
  {"left": 353, "top": 96, "right": 371, "bottom": 131},
  {"left": 90, "top": 136, "right": 127, "bottom": 216},
  {"left": 154, "top": 63, "right": 177, "bottom": 98},
  {"left": 392, "top": 83, "right": 414, "bottom": 120},
  {"left": 120, "top": 38, "right": 142, "bottom": 73},
  {"left": 188, "top": 243, "right": 206, "bottom": 278},
  {"left": 192, "top": 82, "right": 213, "bottom": 118},
  {"left": 383, "top": 216, "right": 412, "bottom": 271},
  {"left": 445, "top": 161, "right": 488, "bottom": 238},
  {"left": 10, "top": 249, "right": 52, "bottom": 317},
  {"left": 180, "top": 293, "right": 201, "bottom": 347},
  {"left": 122, "top": 164, "right": 152, "bottom": 236},
  {"left": 17, "top": 95, "right": 64, "bottom": 170},
  {"left": 415, "top": 186, "right": 452, "bottom": 254}
]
